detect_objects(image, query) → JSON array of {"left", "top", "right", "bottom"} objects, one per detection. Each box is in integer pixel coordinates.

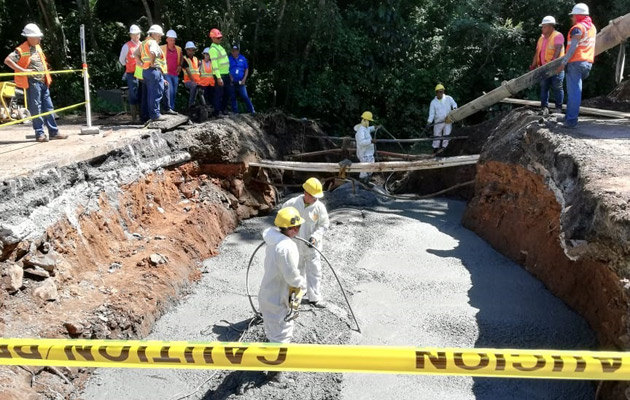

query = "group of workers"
[
  {"left": 531, "top": 3, "right": 596, "bottom": 128},
  {"left": 259, "top": 177, "right": 330, "bottom": 349},
  {"left": 119, "top": 24, "right": 256, "bottom": 123}
]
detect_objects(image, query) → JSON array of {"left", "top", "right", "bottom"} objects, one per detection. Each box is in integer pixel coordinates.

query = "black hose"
[{"left": 245, "top": 238, "right": 362, "bottom": 333}]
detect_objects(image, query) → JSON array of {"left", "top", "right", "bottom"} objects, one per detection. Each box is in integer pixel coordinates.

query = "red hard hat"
[{"left": 209, "top": 28, "right": 223, "bottom": 38}]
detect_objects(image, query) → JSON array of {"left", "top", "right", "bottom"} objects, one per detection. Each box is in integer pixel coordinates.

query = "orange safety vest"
[
  {"left": 160, "top": 44, "right": 182, "bottom": 74},
  {"left": 567, "top": 22, "right": 597, "bottom": 63},
  {"left": 198, "top": 60, "right": 215, "bottom": 87},
  {"left": 14, "top": 42, "right": 52, "bottom": 89},
  {"left": 141, "top": 39, "right": 167, "bottom": 73},
  {"left": 125, "top": 40, "right": 141, "bottom": 73},
  {"left": 535, "top": 30, "right": 565, "bottom": 66},
  {"left": 183, "top": 56, "right": 200, "bottom": 83}
]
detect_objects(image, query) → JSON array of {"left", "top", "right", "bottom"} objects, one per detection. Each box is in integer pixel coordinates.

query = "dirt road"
[{"left": 82, "top": 185, "right": 596, "bottom": 399}]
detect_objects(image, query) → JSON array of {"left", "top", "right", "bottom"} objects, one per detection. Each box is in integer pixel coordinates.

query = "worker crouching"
[
  {"left": 259, "top": 207, "right": 307, "bottom": 344},
  {"left": 283, "top": 178, "right": 330, "bottom": 308}
]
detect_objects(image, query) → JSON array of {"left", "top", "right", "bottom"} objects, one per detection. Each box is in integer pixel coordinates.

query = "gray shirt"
[{"left": 9, "top": 45, "right": 46, "bottom": 82}]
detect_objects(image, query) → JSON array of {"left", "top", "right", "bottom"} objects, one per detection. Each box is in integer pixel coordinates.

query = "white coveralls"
[
  {"left": 258, "top": 227, "right": 306, "bottom": 343},
  {"left": 428, "top": 95, "right": 458, "bottom": 149},
  {"left": 355, "top": 125, "right": 376, "bottom": 179},
  {"left": 282, "top": 195, "right": 330, "bottom": 302}
]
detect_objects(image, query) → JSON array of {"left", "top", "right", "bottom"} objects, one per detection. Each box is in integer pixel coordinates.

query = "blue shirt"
[{"left": 229, "top": 54, "right": 249, "bottom": 82}]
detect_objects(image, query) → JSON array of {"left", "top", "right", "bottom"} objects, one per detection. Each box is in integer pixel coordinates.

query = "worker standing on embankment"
[
  {"left": 282, "top": 178, "right": 330, "bottom": 308},
  {"left": 530, "top": 16, "right": 565, "bottom": 115},
  {"left": 427, "top": 84, "right": 457, "bottom": 154}
]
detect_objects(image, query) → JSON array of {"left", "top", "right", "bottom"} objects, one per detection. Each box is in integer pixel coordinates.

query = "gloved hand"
[
  {"left": 371, "top": 138, "right": 377, "bottom": 144},
  {"left": 445, "top": 116, "right": 453, "bottom": 124},
  {"left": 309, "top": 237, "right": 318, "bottom": 247},
  {"left": 288, "top": 286, "right": 304, "bottom": 310},
  {"left": 425, "top": 122, "right": 432, "bottom": 129}
]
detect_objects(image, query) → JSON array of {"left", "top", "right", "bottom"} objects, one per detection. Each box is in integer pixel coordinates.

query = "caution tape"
[
  {"left": 0, "top": 69, "right": 84, "bottom": 77},
  {"left": 0, "top": 102, "right": 87, "bottom": 129},
  {"left": 1, "top": 338, "right": 630, "bottom": 380}
]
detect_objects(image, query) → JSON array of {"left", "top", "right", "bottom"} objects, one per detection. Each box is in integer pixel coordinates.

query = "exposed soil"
[{"left": 462, "top": 108, "right": 630, "bottom": 399}]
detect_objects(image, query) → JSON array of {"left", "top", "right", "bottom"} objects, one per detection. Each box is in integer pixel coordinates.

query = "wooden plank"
[
  {"left": 287, "top": 148, "right": 432, "bottom": 160},
  {"left": 501, "top": 98, "right": 630, "bottom": 119},
  {"left": 304, "top": 135, "right": 469, "bottom": 143},
  {"left": 249, "top": 155, "right": 479, "bottom": 173}
]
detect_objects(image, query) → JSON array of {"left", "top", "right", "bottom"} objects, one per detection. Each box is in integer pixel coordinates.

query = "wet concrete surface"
[{"left": 82, "top": 184, "right": 596, "bottom": 399}]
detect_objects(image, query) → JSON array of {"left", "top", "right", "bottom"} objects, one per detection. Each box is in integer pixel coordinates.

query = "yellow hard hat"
[
  {"left": 360, "top": 111, "right": 374, "bottom": 121},
  {"left": 303, "top": 177, "right": 324, "bottom": 198},
  {"left": 435, "top": 84, "right": 445, "bottom": 92},
  {"left": 274, "top": 207, "right": 305, "bottom": 228}
]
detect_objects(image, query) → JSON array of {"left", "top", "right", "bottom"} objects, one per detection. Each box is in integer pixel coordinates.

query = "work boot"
[
  {"left": 35, "top": 135, "right": 49, "bottom": 143},
  {"left": 151, "top": 115, "right": 167, "bottom": 122},
  {"left": 541, "top": 107, "right": 549, "bottom": 116},
  {"left": 164, "top": 109, "right": 177, "bottom": 115},
  {"left": 555, "top": 107, "right": 563, "bottom": 114},
  {"left": 309, "top": 300, "right": 327, "bottom": 309},
  {"left": 50, "top": 132, "right": 68, "bottom": 140}
]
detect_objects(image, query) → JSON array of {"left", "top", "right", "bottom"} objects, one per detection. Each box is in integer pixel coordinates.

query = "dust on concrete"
[{"left": 82, "top": 184, "right": 596, "bottom": 400}]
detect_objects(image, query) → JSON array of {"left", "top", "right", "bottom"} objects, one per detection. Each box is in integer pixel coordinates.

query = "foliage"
[{"left": 2, "top": 0, "right": 629, "bottom": 136}]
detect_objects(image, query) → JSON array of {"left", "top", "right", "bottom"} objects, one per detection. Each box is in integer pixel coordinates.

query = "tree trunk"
[
  {"left": 76, "top": 0, "right": 98, "bottom": 50},
  {"left": 153, "top": 0, "right": 162, "bottom": 25},
  {"left": 272, "top": 0, "right": 287, "bottom": 107},
  {"left": 141, "top": 0, "right": 153, "bottom": 26},
  {"left": 36, "top": 0, "right": 69, "bottom": 67}
]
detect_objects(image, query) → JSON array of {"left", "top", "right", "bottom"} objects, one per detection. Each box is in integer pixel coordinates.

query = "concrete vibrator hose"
[{"left": 245, "top": 236, "right": 362, "bottom": 333}]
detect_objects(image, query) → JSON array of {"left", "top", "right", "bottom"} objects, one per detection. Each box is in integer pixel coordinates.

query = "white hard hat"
[
  {"left": 129, "top": 25, "right": 141, "bottom": 35},
  {"left": 148, "top": 25, "right": 164, "bottom": 35},
  {"left": 539, "top": 16, "right": 556, "bottom": 26},
  {"left": 570, "top": 3, "right": 589, "bottom": 15},
  {"left": 185, "top": 41, "right": 196, "bottom": 49},
  {"left": 202, "top": 47, "right": 210, "bottom": 54},
  {"left": 22, "top": 23, "right": 44, "bottom": 38},
  {"left": 166, "top": 29, "right": 177, "bottom": 39}
]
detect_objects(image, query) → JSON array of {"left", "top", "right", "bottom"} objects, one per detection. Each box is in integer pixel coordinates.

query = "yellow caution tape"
[
  {"left": 0, "top": 102, "right": 87, "bottom": 129},
  {"left": 0, "top": 69, "right": 84, "bottom": 77},
  {"left": 1, "top": 338, "right": 629, "bottom": 380}
]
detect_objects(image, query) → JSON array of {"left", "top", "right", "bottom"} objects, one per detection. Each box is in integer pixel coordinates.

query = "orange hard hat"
[{"left": 209, "top": 28, "right": 223, "bottom": 38}]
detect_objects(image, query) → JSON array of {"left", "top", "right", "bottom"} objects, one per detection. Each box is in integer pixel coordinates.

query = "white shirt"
[
  {"left": 355, "top": 125, "right": 375, "bottom": 159},
  {"left": 282, "top": 195, "right": 330, "bottom": 251},
  {"left": 428, "top": 95, "right": 458, "bottom": 124}
]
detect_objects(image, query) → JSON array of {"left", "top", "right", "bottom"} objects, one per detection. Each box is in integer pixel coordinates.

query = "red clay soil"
[{"left": 0, "top": 161, "right": 274, "bottom": 399}]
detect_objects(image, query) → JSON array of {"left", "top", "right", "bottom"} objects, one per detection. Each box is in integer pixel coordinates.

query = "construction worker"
[
  {"left": 135, "top": 24, "right": 167, "bottom": 122},
  {"left": 182, "top": 41, "right": 201, "bottom": 108},
  {"left": 354, "top": 111, "right": 379, "bottom": 183},
  {"left": 198, "top": 48, "right": 216, "bottom": 105},
  {"left": 530, "top": 16, "right": 565, "bottom": 115},
  {"left": 4, "top": 24, "right": 67, "bottom": 142},
  {"left": 556, "top": 3, "right": 597, "bottom": 128},
  {"left": 258, "top": 206, "right": 306, "bottom": 344},
  {"left": 282, "top": 178, "right": 330, "bottom": 308},
  {"left": 119, "top": 24, "right": 143, "bottom": 122},
  {"left": 228, "top": 44, "right": 255, "bottom": 113},
  {"left": 427, "top": 84, "right": 457, "bottom": 154},
  {"left": 160, "top": 30, "right": 182, "bottom": 112},
  {"left": 208, "top": 28, "right": 231, "bottom": 116}
]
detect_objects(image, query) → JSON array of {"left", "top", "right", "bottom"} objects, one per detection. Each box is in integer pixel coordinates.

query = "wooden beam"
[
  {"left": 287, "top": 149, "right": 432, "bottom": 160},
  {"left": 501, "top": 98, "right": 630, "bottom": 119},
  {"left": 249, "top": 155, "right": 479, "bottom": 173},
  {"left": 305, "top": 135, "right": 469, "bottom": 143}
]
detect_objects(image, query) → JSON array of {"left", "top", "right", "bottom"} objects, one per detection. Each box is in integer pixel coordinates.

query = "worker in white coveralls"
[
  {"left": 259, "top": 206, "right": 306, "bottom": 344},
  {"left": 427, "top": 84, "right": 457, "bottom": 154},
  {"left": 354, "top": 111, "right": 380, "bottom": 183},
  {"left": 282, "top": 177, "right": 330, "bottom": 308}
]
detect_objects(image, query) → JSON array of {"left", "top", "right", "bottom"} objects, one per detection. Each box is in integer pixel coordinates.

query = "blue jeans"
[
  {"left": 184, "top": 81, "right": 198, "bottom": 107},
  {"left": 540, "top": 71, "right": 564, "bottom": 109},
  {"left": 139, "top": 80, "right": 149, "bottom": 122},
  {"left": 26, "top": 79, "right": 59, "bottom": 138},
  {"left": 164, "top": 74, "right": 178, "bottom": 110},
  {"left": 566, "top": 61, "right": 592, "bottom": 126},
  {"left": 143, "top": 68, "right": 164, "bottom": 120},
  {"left": 125, "top": 72, "right": 140, "bottom": 105},
  {"left": 229, "top": 82, "right": 255, "bottom": 113},
  {"left": 213, "top": 76, "right": 229, "bottom": 116}
]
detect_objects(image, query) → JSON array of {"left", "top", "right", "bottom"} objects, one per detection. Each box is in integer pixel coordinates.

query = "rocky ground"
[{"left": 81, "top": 184, "right": 596, "bottom": 400}]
